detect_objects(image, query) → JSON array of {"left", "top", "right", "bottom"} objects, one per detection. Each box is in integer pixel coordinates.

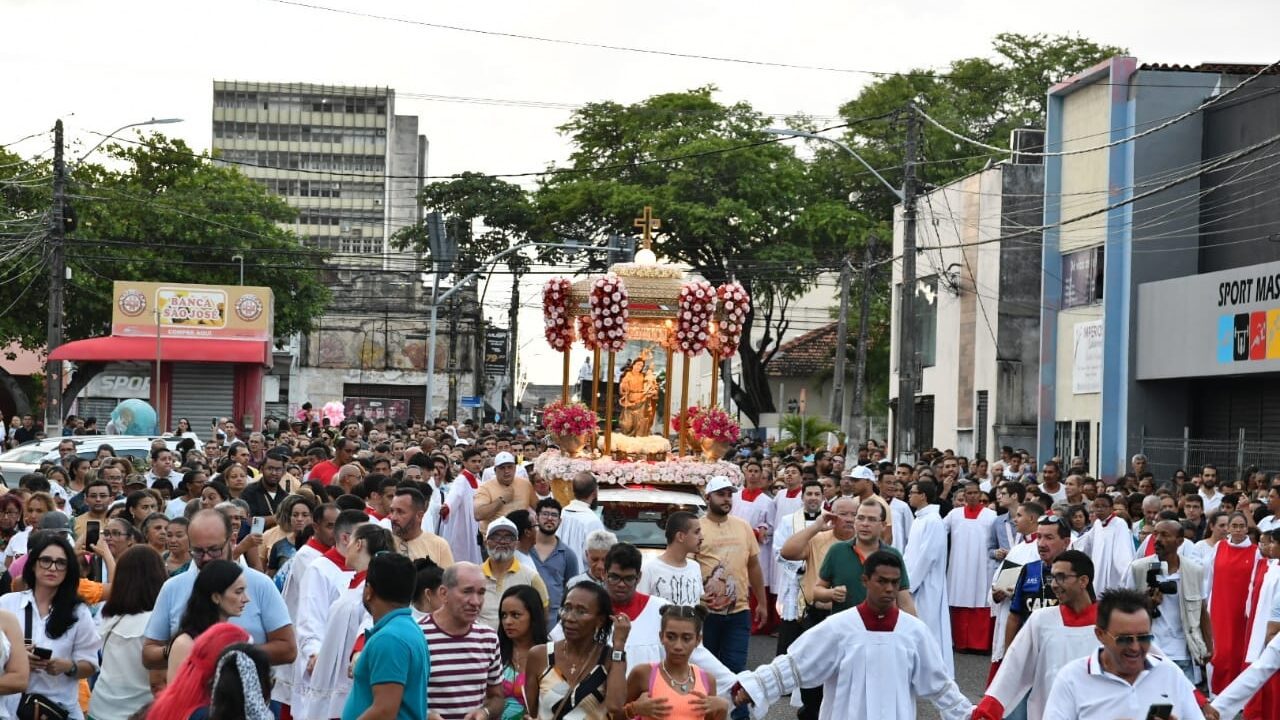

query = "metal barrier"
[{"left": 1132, "top": 427, "right": 1280, "bottom": 485}]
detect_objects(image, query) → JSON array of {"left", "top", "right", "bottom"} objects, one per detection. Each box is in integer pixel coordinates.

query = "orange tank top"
[{"left": 643, "top": 662, "right": 709, "bottom": 720}]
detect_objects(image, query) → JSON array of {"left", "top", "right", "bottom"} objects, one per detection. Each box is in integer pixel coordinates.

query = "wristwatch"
[
  {"left": 64, "top": 661, "right": 77, "bottom": 678},
  {"left": 610, "top": 649, "right": 626, "bottom": 663}
]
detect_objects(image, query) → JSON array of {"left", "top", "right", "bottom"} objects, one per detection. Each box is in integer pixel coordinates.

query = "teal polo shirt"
[
  {"left": 342, "top": 607, "right": 430, "bottom": 720},
  {"left": 818, "top": 541, "right": 908, "bottom": 614}
]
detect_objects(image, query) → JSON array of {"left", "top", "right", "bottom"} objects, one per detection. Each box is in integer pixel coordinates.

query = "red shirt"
[{"left": 309, "top": 460, "right": 340, "bottom": 485}]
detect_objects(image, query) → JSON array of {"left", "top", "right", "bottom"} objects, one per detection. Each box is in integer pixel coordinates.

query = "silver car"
[
  {"left": 0, "top": 435, "right": 179, "bottom": 488},
  {"left": 597, "top": 485, "right": 705, "bottom": 558}
]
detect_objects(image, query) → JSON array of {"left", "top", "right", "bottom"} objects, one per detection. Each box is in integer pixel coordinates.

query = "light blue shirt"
[{"left": 143, "top": 562, "right": 291, "bottom": 644}]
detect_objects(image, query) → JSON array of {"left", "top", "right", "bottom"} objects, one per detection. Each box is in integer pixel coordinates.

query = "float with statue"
[{"left": 535, "top": 206, "right": 750, "bottom": 505}]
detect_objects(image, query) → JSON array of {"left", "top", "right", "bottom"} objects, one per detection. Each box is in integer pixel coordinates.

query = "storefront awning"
[{"left": 48, "top": 336, "right": 270, "bottom": 365}]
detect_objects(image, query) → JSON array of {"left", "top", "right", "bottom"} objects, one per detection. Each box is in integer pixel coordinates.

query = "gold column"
[
  {"left": 663, "top": 346, "right": 674, "bottom": 439},
  {"left": 561, "top": 350, "right": 570, "bottom": 404},
  {"left": 591, "top": 347, "right": 601, "bottom": 415},
  {"left": 604, "top": 351, "right": 616, "bottom": 456},
  {"left": 679, "top": 353, "right": 690, "bottom": 456},
  {"left": 710, "top": 355, "right": 719, "bottom": 410}
]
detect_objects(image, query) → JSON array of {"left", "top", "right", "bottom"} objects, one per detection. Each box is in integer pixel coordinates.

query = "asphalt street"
[{"left": 746, "top": 634, "right": 990, "bottom": 720}]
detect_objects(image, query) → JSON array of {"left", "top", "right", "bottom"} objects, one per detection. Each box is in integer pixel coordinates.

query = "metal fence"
[{"left": 1132, "top": 428, "right": 1280, "bottom": 484}]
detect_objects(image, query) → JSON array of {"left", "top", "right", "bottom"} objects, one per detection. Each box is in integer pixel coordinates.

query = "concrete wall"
[{"left": 1058, "top": 82, "right": 1112, "bottom": 253}]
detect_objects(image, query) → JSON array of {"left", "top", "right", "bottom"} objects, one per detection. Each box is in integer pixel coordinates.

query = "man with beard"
[
  {"left": 419, "top": 562, "right": 506, "bottom": 720},
  {"left": 477, "top": 517, "right": 547, "bottom": 630},
  {"left": 530, "top": 497, "right": 578, "bottom": 627},
  {"left": 1127, "top": 519, "right": 1212, "bottom": 683},
  {"left": 905, "top": 480, "right": 953, "bottom": 677},
  {"left": 1200, "top": 463, "right": 1224, "bottom": 513},
  {"left": 698, "top": 477, "right": 768, "bottom": 690},
  {"left": 732, "top": 459, "right": 776, "bottom": 624},
  {"left": 389, "top": 486, "right": 454, "bottom": 566},
  {"left": 975, "top": 550, "right": 1100, "bottom": 720}
]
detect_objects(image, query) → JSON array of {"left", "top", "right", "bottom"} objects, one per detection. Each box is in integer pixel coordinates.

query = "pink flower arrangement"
[
  {"left": 671, "top": 405, "right": 702, "bottom": 433},
  {"left": 542, "top": 277, "right": 574, "bottom": 351},
  {"left": 577, "top": 314, "right": 599, "bottom": 352},
  {"left": 533, "top": 452, "right": 744, "bottom": 487},
  {"left": 589, "top": 274, "right": 629, "bottom": 352},
  {"left": 715, "top": 282, "right": 750, "bottom": 359},
  {"left": 676, "top": 280, "right": 716, "bottom": 355},
  {"left": 542, "top": 400, "right": 598, "bottom": 437},
  {"left": 691, "top": 406, "right": 741, "bottom": 444}
]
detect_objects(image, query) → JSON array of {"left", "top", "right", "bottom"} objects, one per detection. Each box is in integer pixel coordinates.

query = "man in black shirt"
[
  {"left": 242, "top": 450, "right": 291, "bottom": 528},
  {"left": 12, "top": 415, "right": 37, "bottom": 445}
]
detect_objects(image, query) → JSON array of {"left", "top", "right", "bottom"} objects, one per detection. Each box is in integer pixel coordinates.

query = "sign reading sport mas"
[
  {"left": 111, "top": 281, "right": 274, "bottom": 341},
  {"left": 1215, "top": 273, "right": 1280, "bottom": 363}
]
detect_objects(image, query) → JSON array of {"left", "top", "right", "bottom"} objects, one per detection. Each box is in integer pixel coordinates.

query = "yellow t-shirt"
[
  {"left": 399, "top": 532, "right": 456, "bottom": 567},
  {"left": 696, "top": 515, "right": 760, "bottom": 615},
  {"left": 474, "top": 477, "right": 536, "bottom": 531}
]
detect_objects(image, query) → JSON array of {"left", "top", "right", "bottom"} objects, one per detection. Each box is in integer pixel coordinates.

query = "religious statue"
[{"left": 617, "top": 349, "right": 659, "bottom": 436}]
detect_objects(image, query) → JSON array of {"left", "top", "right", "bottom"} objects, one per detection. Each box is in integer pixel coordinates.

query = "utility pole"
[
  {"left": 829, "top": 251, "right": 853, "bottom": 428},
  {"left": 44, "top": 120, "right": 67, "bottom": 435},
  {"left": 849, "top": 235, "right": 876, "bottom": 449},
  {"left": 507, "top": 265, "right": 520, "bottom": 427},
  {"left": 895, "top": 104, "right": 921, "bottom": 464},
  {"left": 447, "top": 294, "right": 460, "bottom": 422}
]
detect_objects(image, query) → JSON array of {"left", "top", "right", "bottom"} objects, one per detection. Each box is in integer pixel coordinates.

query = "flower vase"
[
  {"left": 550, "top": 478, "right": 574, "bottom": 507},
  {"left": 553, "top": 432, "right": 585, "bottom": 457},
  {"left": 700, "top": 437, "right": 731, "bottom": 462}
]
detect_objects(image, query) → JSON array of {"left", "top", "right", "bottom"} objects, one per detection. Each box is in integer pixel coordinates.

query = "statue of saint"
[{"left": 618, "top": 350, "right": 658, "bottom": 437}]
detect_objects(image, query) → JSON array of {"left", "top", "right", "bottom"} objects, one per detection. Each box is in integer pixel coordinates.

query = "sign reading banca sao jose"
[{"left": 1137, "top": 259, "right": 1280, "bottom": 380}]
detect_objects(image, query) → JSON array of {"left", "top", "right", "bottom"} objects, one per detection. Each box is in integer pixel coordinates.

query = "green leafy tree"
[
  {"left": 776, "top": 413, "right": 841, "bottom": 450},
  {"left": 0, "top": 135, "right": 331, "bottom": 413}
]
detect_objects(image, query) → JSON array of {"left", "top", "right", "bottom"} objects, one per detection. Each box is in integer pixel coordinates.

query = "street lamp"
[
  {"left": 77, "top": 117, "right": 184, "bottom": 164},
  {"left": 765, "top": 127, "right": 902, "bottom": 453},
  {"left": 232, "top": 254, "right": 245, "bottom": 285}
]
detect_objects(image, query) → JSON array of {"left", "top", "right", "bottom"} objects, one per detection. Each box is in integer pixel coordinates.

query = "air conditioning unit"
[{"left": 1010, "top": 128, "right": 1045, "bottom": 165}]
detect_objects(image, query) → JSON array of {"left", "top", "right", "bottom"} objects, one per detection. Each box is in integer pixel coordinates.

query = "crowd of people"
[{"left": 0, "top": 412, "right": 1276, "bottom": 719}]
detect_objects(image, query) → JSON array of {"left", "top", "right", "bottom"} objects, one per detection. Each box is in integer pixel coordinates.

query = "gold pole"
[
  {"left": 679, "top": 353, "right": 690, "bottom": 456},
  {"left": 710, "top": 354, "right": 719, "bottom": 410},
  {"left": 591, "top": 347, "right": 601, "bottom": 415},
  {"left": 663, "top": 346, "right": 674, "bottom": 440},
  {"left": 605, "top": 351, "right": 616, "bottom": 456},
  {"left": 561, "top": 350, "right": 570, "bottom": 404}
]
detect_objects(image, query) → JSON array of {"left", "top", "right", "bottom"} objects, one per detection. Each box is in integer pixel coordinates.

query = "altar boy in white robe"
[
  {"left": 731, "top": 550, "right": 973, "bottom": 720},
  {"left": 1070, "top": 493, "right": 1134, "bottom": 595},
  {"left": 439, "top": 447, "right": 484, "bottom": 564},
  {"left": 944, "top": 480, "right": 998, "bottom": 652},
  {"left": 904, "top": 479, "right": 953, "bottom": 677}
]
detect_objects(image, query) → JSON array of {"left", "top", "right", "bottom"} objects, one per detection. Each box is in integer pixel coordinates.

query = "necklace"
[{"left": 660, "top": 659, "right": 693, "bottom": 693}]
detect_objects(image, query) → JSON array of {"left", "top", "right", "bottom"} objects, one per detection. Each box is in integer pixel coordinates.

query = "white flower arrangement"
[
  {"left": 610, "top": 263, "right": 686, "bottom": 279},
  {"left": 596, "top": 434, "right": 672, "bottom": 455},
  {"left": 533, "top": 451, "right": 744, "bottom": 487}
]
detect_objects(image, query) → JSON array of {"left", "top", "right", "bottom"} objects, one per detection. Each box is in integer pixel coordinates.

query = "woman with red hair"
[{"left": 147, "top": 622, "right": 249, "bottom": 719}]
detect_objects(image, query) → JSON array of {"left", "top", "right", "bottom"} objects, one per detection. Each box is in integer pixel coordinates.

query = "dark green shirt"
[{"left": 817, "top": 541, "right": 908, "bottom": 613}]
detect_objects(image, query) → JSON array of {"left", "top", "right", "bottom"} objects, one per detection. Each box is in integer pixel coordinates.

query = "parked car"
[
  {"left": 0, "top": 435, "right": 179, "bottom": 488},
  {"left": 597, "top": 484, "right": 705, "bottom": 558}
]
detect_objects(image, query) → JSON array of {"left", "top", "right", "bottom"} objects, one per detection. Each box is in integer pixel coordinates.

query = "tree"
[
  {"left": 0, "top": 135, "right": 332, "bottom": 412},
  {"left": 776, "top": 413, "right": 841, "bottom": 451}
]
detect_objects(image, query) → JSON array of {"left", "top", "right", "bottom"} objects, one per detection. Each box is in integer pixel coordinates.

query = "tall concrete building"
[{"left": 205, "top": 81, "right": 479, "bottom": 423}]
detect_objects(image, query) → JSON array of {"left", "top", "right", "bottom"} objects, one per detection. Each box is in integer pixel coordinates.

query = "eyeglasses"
[
  {"left": 606, "top": 572, "right": 640, "bottom": 586},
  {"left": 190, "top": 544, "right": 226, "bottom": 559},
  {"left": 537, "top": 511, "right": 561, "bottom": 519},
  {"left": 1048, "top": 573, "right": 1078, "bottom": 584},
  {"left": 486, "top": 535, "right": 516, "bottom": 545},
  {"left": 36, "top": 556, "right": 68, "bottom": 571},
  {"left": 102, "top": 530, "right": 129, "bottom": 538},
  {"left": 1101, "top": 629, "right": 1154, "bottom": 647}
]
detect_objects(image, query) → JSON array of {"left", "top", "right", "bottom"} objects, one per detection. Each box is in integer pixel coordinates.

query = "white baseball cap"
[
  {"left": 845, "top": 465, "right": 877, "bottom": 483},
  {"left": 494, "top": 451, "right": 517, "bottom": 466},
  {"left": 705, "top": 475, "right": 738, "bottom": 495},
  {"left": 486, "top": 517, "right": 519, "bottom": 539}
]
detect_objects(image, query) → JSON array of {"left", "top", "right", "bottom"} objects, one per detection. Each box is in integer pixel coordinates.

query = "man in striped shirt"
[{"left": 418, "top": 562, "right": 505, "bottom": 720}]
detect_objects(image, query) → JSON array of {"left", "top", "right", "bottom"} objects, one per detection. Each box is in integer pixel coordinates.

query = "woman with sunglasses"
[
  {"left": 0, "top": 532, "right": 101, "bottom": 719},
  {"left": 166, "top": 559, "right": 250, "bottom": 684}
]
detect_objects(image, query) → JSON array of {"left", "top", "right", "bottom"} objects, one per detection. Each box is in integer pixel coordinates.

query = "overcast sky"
[{"left": 5, "top": 0, "right": 1279, "bottom": 385}]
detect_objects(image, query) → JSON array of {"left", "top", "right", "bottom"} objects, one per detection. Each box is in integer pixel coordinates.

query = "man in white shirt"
[
  {"left": 1199, "top": 463, "right": 1223, "bottom": 513},
  {"left": 1259, "top": 483, "right": 1280, "bottom": 534},
  {"left": 1071, "top": 493, "right": 1135, "bottom": 595},
  {"left": 638, "top": 510, "right": 705, "bottom": 606},
  {"left": 904, "top": 480, "right": 952, "bottom": 677},
  {"left": 556, "top": 470, "right": 605, "bottom": 566},
  {"left": 143, "top": 447, "right": 178, "bottom": 489},
  {"left": 1042, "top": 588, "right": 1202, "bottom": 720},
  {"left": 879, "top": 469, "right": 913, "bottom": 552},
  {"left": 1039, "top": 461, "right": 1066, "bottom": 503}
]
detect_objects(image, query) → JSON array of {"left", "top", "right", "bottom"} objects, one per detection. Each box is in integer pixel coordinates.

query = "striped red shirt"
[{"left": 418, "top": 613, "right": 502, "bottom": 720}]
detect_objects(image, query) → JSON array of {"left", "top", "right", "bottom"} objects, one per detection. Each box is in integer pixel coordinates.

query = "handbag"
[{"left": 17, "top": 604, "right": 71, "bottom": 720}]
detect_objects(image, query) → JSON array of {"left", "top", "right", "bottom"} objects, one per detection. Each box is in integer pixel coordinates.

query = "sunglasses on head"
[{"left": 1037, "top": 514, "right": 1071, "bottom": 534}]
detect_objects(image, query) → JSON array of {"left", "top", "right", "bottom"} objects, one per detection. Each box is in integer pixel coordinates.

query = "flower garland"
[
  {"left": 676, "top": 280, "right": 716, "bottom": 356},
  {"left": 577, "top": 314, "right": 599, "bottom": 352},
  {"left": 542, "top": 400, "right": 598, "bottom": 437},
  {"left": 534, "top": 451, "right": 744, "bottom": 487},
  {"left": 542, "top": 277, "right": 574, "bottom": 351},
  {"left": 691, "top": 406, "right": 741, "bottom": 444},
  {"left": 715, "top": 282, "right": 750, "bottom": 359},
  {"left": 589, "top": 274, "right": 629, "bottom": 352}
]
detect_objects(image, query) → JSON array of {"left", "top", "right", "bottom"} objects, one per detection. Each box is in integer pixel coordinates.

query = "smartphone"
[
  {"left": 251, "top": 517, "right": 265, "bottom": 535},
  {"left": 1145, "top": 704, "right": 1173, "bottom": 720},
  {"left": 32, "top": 647, "right": 52, "bottom": 661},
  {"left": 86, "top": 521, "right": 100, "bottom": 547}
]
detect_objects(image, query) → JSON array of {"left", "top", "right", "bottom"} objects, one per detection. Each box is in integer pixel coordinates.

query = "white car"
[
  {"left": 0, "top": 435, "right": 180, "bottom": 488},
  {"left": 597, "top": 485, "right": 705, "bottom": 558}
]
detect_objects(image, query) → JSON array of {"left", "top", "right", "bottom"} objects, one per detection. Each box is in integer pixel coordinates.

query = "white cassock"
[
  {"left": 982, "top": 605, "right": 1100, "bottom": 720},
  {"left": 557, "top": 499, "right": 605, "bottom": 567},
  {"left": 904, "top": 504, "right": 952, "bottom": 676},
  {"left": 943, "top": 506, "right": 997, "bottom": 607},
  {"left": 1246, "top": 559, "right": 1280, "bottom": 664},
  {"left": 889, "top": 497, "right": 913, "bottom": 552},
  {"left": 1212, "top": 630, "right": 1280, "bottom": 718},
  {"left": 734, "top": 606, "right": 973, "bottom": 720},
  {"left": 274, "top": 541, "right": 325, "bottom": 706},
  {"left": 422, "top": 477, "right": 444, "bottom": 535},
  {"left": 298, "top": 580, "right": 370, "bottom": 720},
  {"left": 439, "top": 471, "right": 482, "bottom": 565},
  {"left": 550, "top": 594, "right": 735, "bottom": 695},
  {"left": 291, "top": 554, "right": 353, "bottom": 708},
  {"left": 1070, "top": 515, "right": 1135, "bottom": 595},
  {"left": 990, "top": 539, "right": 1040, "bottom": 662},
  {"left": 772, "top": 491, "right": 804, "bottom": 588},
  {"left": 732, "top": 491, "right": 776, "bottom": 588}
]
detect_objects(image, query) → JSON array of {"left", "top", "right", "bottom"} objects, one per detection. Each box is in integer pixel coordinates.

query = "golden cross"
[{"left": 633, "top": 206, "right": 661, "bottom": 251}]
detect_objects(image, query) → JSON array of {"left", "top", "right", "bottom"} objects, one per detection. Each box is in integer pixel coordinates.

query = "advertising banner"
[
  {"left": 111, "top": 281, "right": 274, "bottom": 341},
  {"left": 484, "top": 329, "right": 508, "bottom": 376},
  {"left": 342, "top": 397, "right": 411, "bottom": 422}
]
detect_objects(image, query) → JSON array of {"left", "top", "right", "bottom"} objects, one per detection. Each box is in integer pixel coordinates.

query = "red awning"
[{"left": 48, "top": 336, "right": 270, "bottom": 365}]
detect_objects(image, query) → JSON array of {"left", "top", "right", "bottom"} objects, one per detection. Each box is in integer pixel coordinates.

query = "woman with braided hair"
[
  {"left": 197, "top": 643, "right": 273, "bottom": 720},
  {"left": 146, "top": 622, "right": 250, "bottom": 719}
]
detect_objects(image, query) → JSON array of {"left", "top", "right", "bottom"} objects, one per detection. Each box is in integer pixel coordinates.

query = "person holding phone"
[{"left": 0, "top": 532, "right": 102, "bottom": 719}]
